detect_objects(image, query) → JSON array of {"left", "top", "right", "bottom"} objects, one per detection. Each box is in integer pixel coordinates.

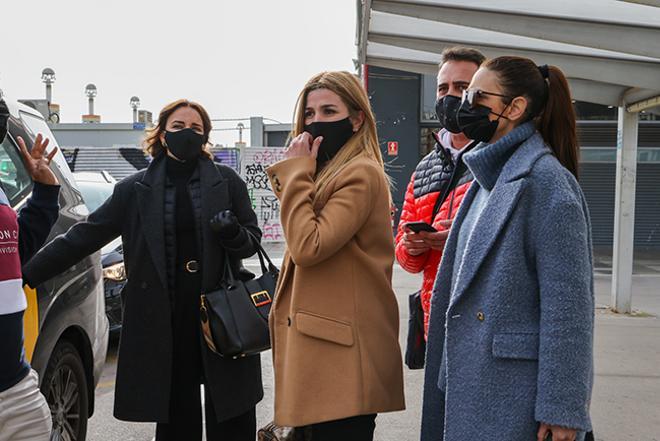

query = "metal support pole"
[
  {"left": 88, "top": 97, "right": 94, "bottom": 116},
  {"left": 611, "top": 107, "right": 639, "bottom": 313},
  {"left": 133, "top": 108, "right": 138, "bottom": 123},
  {"left": 250, "top": 116, "right": 264, "bottom": 147}
]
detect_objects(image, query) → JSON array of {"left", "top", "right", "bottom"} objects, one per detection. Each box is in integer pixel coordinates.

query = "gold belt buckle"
[
  {"left": 185, "top": 260, "right": 199, "bottom": 273},
  {"left": 250, "top": 291, "right": 272, "bottom": 307}
]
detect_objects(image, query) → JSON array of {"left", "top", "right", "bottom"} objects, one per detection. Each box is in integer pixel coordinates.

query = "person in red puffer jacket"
[{"left": 395, "top": 47, "right": 485, "bottom": 338}]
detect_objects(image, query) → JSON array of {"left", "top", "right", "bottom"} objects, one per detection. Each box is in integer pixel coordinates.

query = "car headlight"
[{"left": 103, "top": 262, "right": 126, "bottom": 281}]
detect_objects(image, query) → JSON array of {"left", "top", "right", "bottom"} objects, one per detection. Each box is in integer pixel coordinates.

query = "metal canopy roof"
[
  {"left": 356, "top": 0, "right": 660, "bottom": 313},
  {"left": 357, "top": 0, "right": 660, "bottom": 113}
]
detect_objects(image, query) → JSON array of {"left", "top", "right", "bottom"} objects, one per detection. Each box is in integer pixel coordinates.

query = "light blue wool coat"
[{"left": 421, "top": 122, "right": 594, "bottom": 441}]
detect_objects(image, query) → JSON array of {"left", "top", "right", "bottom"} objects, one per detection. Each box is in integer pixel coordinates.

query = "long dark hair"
[{"left": 485, "top": 56, "right": 579, "bottom": 179}]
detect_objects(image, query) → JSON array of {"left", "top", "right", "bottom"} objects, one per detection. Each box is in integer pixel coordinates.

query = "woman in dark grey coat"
[{"left": 23, "top": 99, "right": 263, "bottom": 440}]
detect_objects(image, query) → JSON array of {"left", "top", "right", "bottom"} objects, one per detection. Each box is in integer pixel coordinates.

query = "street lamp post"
[
  {"left": 130, "top": 96, "right": 141, "bottom": 123},
  {"left": 85, "top": 83, "right": 97, "bottom": 116},
  {"left": 41, "top": 68, "right": 55, "bottom": 104},
  {"left": 237, "top": 122, "right": 245, "bottom": 144}
]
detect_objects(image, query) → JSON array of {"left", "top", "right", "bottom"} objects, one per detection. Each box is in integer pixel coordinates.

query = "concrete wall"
[{"left": 49, "top": 123, "right": 147, "bottom": 147}]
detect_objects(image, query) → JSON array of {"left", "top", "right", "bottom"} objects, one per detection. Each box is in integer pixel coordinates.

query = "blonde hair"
[
  {"left": 291, "top": 71, "right": 389, "bottom": 203},
  {"left": 143, "top": 99, "right": 213, "bottom": 159}
]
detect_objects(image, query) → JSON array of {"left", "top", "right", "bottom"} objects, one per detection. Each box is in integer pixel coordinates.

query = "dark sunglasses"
[{"left": 462, "top": 88, "right": 514, "bottom": 108}]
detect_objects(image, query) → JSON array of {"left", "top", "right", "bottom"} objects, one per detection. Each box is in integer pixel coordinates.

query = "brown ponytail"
[
  {"left": 485, "top": 57, "right": 579, "bottom": 179},
  {"left": 537, "top": 66, "right": 579, "bottom": 179}
]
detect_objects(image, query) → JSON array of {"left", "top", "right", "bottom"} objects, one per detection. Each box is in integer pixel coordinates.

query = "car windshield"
[{"left": 77, "top": 181, "right": 113, "bottom": 212}]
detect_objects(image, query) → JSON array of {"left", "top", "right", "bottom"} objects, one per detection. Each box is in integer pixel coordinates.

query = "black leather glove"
[{"left": 210, "top": 209, "right": 241, "bottom": 239}]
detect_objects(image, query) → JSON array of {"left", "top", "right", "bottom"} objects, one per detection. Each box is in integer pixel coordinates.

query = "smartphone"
[{"left": 405, "top": 221, "right": 437, "bottom": 233}]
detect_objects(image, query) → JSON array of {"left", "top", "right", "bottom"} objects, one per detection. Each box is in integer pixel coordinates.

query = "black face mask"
[
  {"left": 0, "top": 99, "right": 9, "bottom": 144},
  {"left": 164, "top": 128, "right": 205, "bottom": 162},
  {"left": 435, "top": 95, "right": 462, "bottom": 133},
  {"left": 456, "top": 99, "right": 510, "bottom": 143},
  {"left": 303, "top": 117, "right": 355, "bottom": 165}
]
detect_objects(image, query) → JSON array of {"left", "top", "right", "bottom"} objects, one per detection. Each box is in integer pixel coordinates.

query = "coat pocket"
[
  {"left": 295, "top": 311, "right": 354, "bottom": 347},
  {"left": 492, "top": 333, "right": 539, "bottom": 361}
]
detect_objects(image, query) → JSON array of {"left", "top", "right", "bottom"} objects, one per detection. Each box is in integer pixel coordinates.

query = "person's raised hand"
[
  {"left": 17, "top": 134, "right": 59, "bottom": 186},
  {"left": 284, "top": 132, "right": 322, "bottom": 160}
]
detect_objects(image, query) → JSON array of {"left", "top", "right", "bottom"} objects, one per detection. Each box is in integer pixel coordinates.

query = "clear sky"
[{"left": 0, "top": 0, "right": 357, "bottom": 145}]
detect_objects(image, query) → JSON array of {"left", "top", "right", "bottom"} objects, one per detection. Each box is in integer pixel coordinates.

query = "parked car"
[
  {"left": 1, "top": 97, "right": 108, "bottom": 441},
  {"left": 73, "top": 171, "right": 126, "bottom": 334}
]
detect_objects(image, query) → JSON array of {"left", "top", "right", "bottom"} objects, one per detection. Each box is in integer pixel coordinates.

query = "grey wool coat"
[{"left": 421, "top": 122, "right": 594, "bottom": 441}]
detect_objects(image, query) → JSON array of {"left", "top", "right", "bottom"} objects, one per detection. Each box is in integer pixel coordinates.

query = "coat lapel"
[
  {"left": 448, "top": 131, "right": 552, "bottom": 308},
  {"left": 199, "top": 158, "right": 229, "bottom": 291},
  {"left": 449, "top": 178, "right": 525, "bottom": 308},
  {"left": 135, "top": 156, "right": 168, "bottom": 294},
  {"left": 272, "top": 251, "right": 294, "bottom": 310},
  {"left": 431, "top": 181, "right": 478, "bottom": 308}
]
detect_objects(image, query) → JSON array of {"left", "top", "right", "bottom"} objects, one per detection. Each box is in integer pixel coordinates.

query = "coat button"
[
  {"left": 477, "top": 312, "right": 485, "bottom": 322},
  {"left": 287, "top": 317, "right": 291, "bottom": 327},
  {"left": 271, "top": 175, "right": 282, "bottom": 192},
  {"left": 140, "top": 282, "right": 148, "bottom": 290}
]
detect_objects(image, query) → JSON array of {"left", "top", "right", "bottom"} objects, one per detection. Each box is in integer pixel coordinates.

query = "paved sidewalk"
[
  {"left": 593, "top": 248, "right": 660, "bottom": 276},
  {"left": 88, "top": 249, "right": 660, "bottom": 440},
  {"left": 249, "top": 249, "right": 660, "bottom": 441}
]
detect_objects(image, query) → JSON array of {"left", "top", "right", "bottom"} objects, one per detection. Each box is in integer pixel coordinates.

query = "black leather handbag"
[
  {"left": 200, "top": 238, "right": 279, "bottom": 359},
  {"left": 405, "top": 290, "right": 426, "bottom": 369}
]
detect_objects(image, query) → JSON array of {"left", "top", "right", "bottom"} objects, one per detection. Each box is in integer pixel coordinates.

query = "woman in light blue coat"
[{"left": 421, "top": 56, "right": 594, "bottom": 441}]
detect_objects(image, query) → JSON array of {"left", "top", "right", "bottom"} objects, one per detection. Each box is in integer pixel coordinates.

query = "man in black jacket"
[{"left": 0, "top": 98, "right": 60, "bottom": 440}]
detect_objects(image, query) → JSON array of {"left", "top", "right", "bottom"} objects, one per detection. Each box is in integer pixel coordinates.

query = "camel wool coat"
[{"left": 266, "top": 155, "right": 405, "bottom": 427}]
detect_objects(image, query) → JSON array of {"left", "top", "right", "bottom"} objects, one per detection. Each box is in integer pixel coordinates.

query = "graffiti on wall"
[
  {"left": 241, "top": 147, "right": 286, "bottom": 242},
  {"left": 59, "top": 145, "right": 286, "bottom": 242}
]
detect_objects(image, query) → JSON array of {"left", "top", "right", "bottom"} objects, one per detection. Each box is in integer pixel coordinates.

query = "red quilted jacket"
[{"left": 395, "top": 131, "right": 474, "bottom": 337}]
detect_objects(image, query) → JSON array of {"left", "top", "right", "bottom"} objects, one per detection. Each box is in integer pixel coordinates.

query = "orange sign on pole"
[{"left": 387, "top": 141, "right": 398, "bottom": 156}]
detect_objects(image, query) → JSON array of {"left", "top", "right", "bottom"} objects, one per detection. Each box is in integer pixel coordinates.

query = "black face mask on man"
[
  {"left": 435, "top": 95, "right": 462, "bottom": 134},
  {"left": 456, "top": 99, "right": 510, "bottom": 143},
  {"left": 164, "top": 128, "right": 205, "bottom": 162},
  {"left": 303, "top": 117, "right": 355, "bottom": 165}
]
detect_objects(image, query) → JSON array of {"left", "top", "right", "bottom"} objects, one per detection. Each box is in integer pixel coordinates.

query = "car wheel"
[{"left": 41, "top": 340, "right": 88, "bottom": 441}]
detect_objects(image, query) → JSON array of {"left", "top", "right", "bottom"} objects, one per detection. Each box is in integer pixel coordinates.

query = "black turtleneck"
[
  {"left": 165, "top": 155, "right": 204, "bottom": 384},
  {"left": 166, "top": 155, "right": 199, "bottom": 271}
]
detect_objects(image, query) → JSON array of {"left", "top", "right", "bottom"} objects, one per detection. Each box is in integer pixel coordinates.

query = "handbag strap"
[
  {"left": 246, "top": 230, "right": 279, "bottom": 275},
  {"left": 429, "top": 140, "right": 479, "bottom": 223},
  {"left": 220, "top": 229, "right": 278, "bottom": 285}
]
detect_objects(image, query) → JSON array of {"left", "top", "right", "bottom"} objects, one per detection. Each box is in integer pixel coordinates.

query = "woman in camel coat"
[{"left": 266, "top": 71, "right": 405, "bottom": 440}]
